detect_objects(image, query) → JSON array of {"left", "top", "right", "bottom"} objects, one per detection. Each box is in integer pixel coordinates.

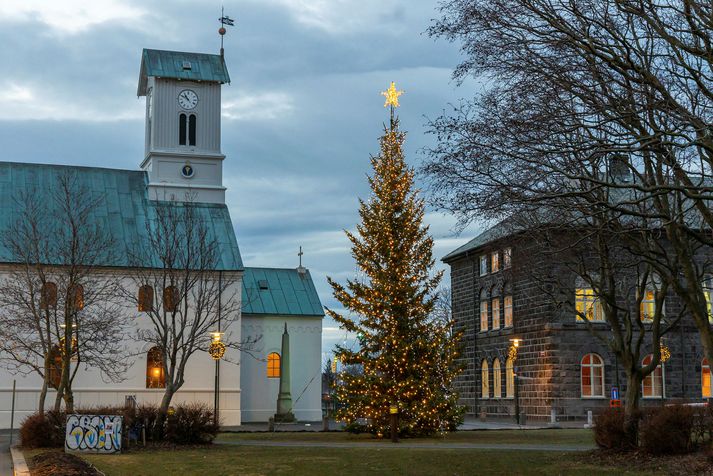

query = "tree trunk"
[
  {"left": 38, "top": 353, "right": 51, "bottom": 416},
  {"left": 623, "top": 372, "right": 642, "bottom": 448},
  {"left": 153, "top": 385, "right": 176, "bottom": 440}
]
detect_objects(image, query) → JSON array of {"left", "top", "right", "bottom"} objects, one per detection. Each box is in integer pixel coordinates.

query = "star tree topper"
[{"left": 381, "top": 81, "right": 404, "bottom": 108}]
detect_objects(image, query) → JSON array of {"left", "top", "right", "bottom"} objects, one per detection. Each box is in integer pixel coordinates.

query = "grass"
[{"left": 81, "top": 445, "right": 659, "bottom": 476}]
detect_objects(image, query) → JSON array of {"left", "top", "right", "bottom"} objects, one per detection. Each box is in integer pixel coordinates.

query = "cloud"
[
  {"left": 0, "top": 0, "right": 146, "bottom": 34},
  {"left": 222, "top": 91, "right": 294, "bottom": 121}
]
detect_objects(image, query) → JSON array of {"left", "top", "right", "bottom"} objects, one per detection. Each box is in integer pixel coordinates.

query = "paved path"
[
  {"left": 0, "top": 430, "right": 17, "bottom": 476},
  {"left": 216, "top": 439, "right": 594, "bottom": 453}
]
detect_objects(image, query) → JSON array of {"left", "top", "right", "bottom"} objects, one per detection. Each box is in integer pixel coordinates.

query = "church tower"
[{"left": 137, "top": 49, "right": 230, "bottom": 203}]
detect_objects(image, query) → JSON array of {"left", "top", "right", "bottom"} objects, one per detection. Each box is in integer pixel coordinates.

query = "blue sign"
[{"left": 611, "top": 386, "right": 619, "bottom": 400}]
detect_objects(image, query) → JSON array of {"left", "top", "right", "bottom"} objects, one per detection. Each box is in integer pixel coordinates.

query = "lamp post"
[
  {"left": 509, "top": 338, "right": 522, "bottom": 426},
  {"left": 208, "top": 331, "right": 225, "bottom": 426}
]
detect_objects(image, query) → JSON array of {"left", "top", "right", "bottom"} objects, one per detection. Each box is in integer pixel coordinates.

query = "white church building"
[{"left": 0, "top": 48, "right": 324, "bottom": 428}]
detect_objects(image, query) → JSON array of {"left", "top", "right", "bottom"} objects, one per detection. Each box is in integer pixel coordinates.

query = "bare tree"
[
  {"left": 0, "top": 172, "right": 131, "bottom": 414},
  {"left": 426, "top": 0, "right": 713, "bottom": 381},
  {"left": 124, "top": 194, "right": 258, "bottom": 430}
]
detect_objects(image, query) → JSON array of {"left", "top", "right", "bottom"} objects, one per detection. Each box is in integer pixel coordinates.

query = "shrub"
[
  {"left": 640, "top": 405, "right": 696, "bottom": 455},
  {"left": 164, "top": 403, "right": 219, "bottom": 444},
  {"left": 20, "top": 411, "right": 65, "bottom": 448},
  {"left": 593, "top": 408, "right": 637, "bottom": 451}
]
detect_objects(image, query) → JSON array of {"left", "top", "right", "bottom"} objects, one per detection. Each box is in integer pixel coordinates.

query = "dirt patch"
[
  {"left": 577, "top": 449, "right": 713, "bottom": 475},
  {"left": 29, "top": 451, "right": 100, "bottom": 476}
]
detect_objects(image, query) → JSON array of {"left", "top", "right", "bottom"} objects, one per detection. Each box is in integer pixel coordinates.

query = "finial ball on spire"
[{"left": 219, "top": 27, "right": 226, "bottom": 35}]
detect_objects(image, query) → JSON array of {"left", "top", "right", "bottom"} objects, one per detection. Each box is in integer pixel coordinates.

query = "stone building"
[{"left": 444, "top": 226, "right": 710, "bottom": 423}]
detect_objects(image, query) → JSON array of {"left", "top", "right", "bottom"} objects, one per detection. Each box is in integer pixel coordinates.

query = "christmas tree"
[{"left": 326, "top": 83, "right": 464, "bottom": 437}]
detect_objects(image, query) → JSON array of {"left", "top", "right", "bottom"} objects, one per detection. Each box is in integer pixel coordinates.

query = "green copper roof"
[
  {"left": 0, "top": 162, "right": 243, "bottom": 271},
  {"left": 137, "top": 49, "right": 230, "bottom": 96},
  {"left": 242, "top": 267, "right": 324, "bottom": 317}
]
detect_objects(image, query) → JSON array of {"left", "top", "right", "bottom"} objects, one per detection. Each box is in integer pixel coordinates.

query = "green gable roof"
[
  {"left": 0, "top": 162, "right": 243, "bottom": 271},
  {"left": 137, "top": 49, "right": 230, "bottom": 96},
  {"left": 242, "top": 267, "right": 324, "bottom": 317}
]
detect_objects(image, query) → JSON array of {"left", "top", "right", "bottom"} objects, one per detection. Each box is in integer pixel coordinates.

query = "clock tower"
[{"left": 137, "top": 49, "right": 230, "bottom": 204}]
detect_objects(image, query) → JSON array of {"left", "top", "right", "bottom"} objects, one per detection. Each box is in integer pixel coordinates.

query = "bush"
[
  {"left": 20, "top": 411, "right": 65, "bottom": 448},
  {"left": 640, "top": 405, "right": 696, "bottom": 455},
  {"left": 164, "top": 403, "right": 219, "bottom": 444},
  {"left": 593, "top": 408, "right": 638, "bottom": 451}
]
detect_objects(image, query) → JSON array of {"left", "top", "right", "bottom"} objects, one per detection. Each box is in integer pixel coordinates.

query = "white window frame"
[
  {"left": 503, "top": 247, "right": 512, "bottom": 269},
  {"left": 575, "top": 287, "right": 604, "bottom": 322},
  {"left": 480, "top": 255, "right": 488, "bottom": 276},
  {"left": 505, "top": 357, "right": 514, "bottom": 398},
  {"left": 642, "top": 354, "right": 665, "bottom": 399},
  {"left": 491, "top": 252, "right": 499, "bottom": 273},
  {"left": 481, "top": 359, "right": 490, "bottom": 399},
  {"left": 580, "top": 353, "right": 605, "bottom": 398},
  {"left": 493, "top": 358, "right": 502, "bottom": 398},
  {"left": 480, "top": 299, "right": 488, "bottom": 332},
  {"left": 703, "top": 358, "right": 711, "bottom": 398},
  {"left": 491, "top": 297, "right": 500, "bottom": 330},
  {"left": 504, "top": 295, "right": 513, "bottom": 327}
]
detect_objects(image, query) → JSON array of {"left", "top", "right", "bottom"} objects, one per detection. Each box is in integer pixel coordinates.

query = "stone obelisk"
[{"left": 275, "top": 323, "right": 295, "bottom": 422}]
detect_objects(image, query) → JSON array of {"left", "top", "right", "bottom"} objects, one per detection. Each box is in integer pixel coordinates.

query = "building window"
[
  {"left": 575, "top": 287, "right": 603, "bottom": 322},
  {"left": 491, "top": 252, "right": 499, "bottom": 273},
  {"left": 703, "top": 276, "right": 713, "bottom": 324},
  {"left": 481, "top": 359, "right": 489, "bottom": 399},
  {"left": 581, "top": 353, "right": 605, "bottom": 398},
  {"left": 179, "top": 113, "right": 187, "bottom": 145},
  {"left": 146, "top": 346, "right": 166, "bottom": 389},
  {"left": 138, "top": 285, "right": 153, "bottom": 312},
  {"left": 505, "top": 356, "right": 514, "bottom": 398},
  {"left": 480, "top": 290, "right": 488, "bottom": 332},
  {"left": 642, "top": 354, "right": 665, "bottom": 398},
  {"left": 491, "top": 297, "right": 500, "bottom": 330},
  {"left": 163, "top": 286, "right": 180, "bottom": 312},
  {"left": 68, "top": 284, "right": 84, "bottom": 311},
  {"left": 493, "top": 358, "right": 502, "bottom": 398},
  {"left": 703, "top": 358, "right": 711, "bottom": 398},
  {"left": 267, "top": 352, "right": 281, "bottom": 378},
  {"left": 504, "top": 295, "right": 513, "bottom": 327},
  {"left": 188, "top": 114, "right": 197, "bottom": 146},
  {"left": 40, "top": 282, "right": 57, "bottom": 310},
  {"left": 503, "top": 248, "right": 512, "bottom": 269},
  {"left": 479, "top": 255, "right": 487, "bottom": 276},
  {"left": 640, "top": 289, "right": 661, "bottom": 322}
]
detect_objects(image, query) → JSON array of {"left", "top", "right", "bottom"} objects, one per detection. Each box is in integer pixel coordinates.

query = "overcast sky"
[{"left": 0, "top": 0, "right": 480, "bottom": 363}]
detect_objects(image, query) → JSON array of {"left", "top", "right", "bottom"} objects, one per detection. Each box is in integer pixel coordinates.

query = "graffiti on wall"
[{"left": 65, "top": 414, "right": 123, "bottom": 453}]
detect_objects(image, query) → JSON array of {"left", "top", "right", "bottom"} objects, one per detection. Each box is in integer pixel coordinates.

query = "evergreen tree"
[{"left": 327, "top": 84, "right": 464, "bottom": 437}]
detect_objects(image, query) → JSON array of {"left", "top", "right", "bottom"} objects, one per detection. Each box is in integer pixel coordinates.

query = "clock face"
[{"left": 178, "top": 89, "right": 198, "bottom": 110}]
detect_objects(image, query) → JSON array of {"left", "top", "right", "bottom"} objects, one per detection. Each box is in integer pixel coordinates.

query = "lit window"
[
  {"left": 480, "top": 255, "right": 488, "bottom": 276},
  {"left": 163, "top": 286, "right": 180, "bottom": 312},
  {"left": 575, "top": 288, "right": 603, "bottom": 322},
  {"left": 179, "top": 113, "right": 187, "bottom": 145},
  {"left": 188, "top": 114, "right": 197, "bottom": 146},
  {"left": 504, "top": 295, "right": 513, "bottom": 327},
  {"left": 640, "top": 289, "right": 656, "bottom": 322},
  {"left": 68, "top": 284, "right": 84, "bottom": 311},
  {"left": 493, "top": 358, "right": 502, "bottom": 398},
  {"left": 267, "top": 352, "right": 281, "bottom": 378},
  {"left": 503, "top": 248, "right": 512, "bottom": 269},
  {"left": 704, "top": 276, "right": 713, "bottom": 324},
  {"left": 40, "top": 282, "right": 57, "bottom": 310},
  {"left": 491, "top": 297, "right": 500, "bottom": 330},
  {"left": 138, "top": 285, "right": 153, "bottom": 312},
  {"left": 703, "top": 358, "right": 711, "bottom": 398},
  {"left": 146, "top": 346, "right": 166, "bottom": 389},
  {"left": 505, "top": 356, "right": 514, "bottom": 398},
  {"left": 642, "top": 354, "right": 665, "bottom": 398},
  {"left": 491, "top": 252, "right": 499, "bottom": 273},
  {"left": 581, "top": 353, "right": 605, "bottom": 398},
  {"left": 480, "top": 290, "right": 488, "bottom": 332},
  {"left": 481, "top": 359, "right": 489, "bottom": 399}
]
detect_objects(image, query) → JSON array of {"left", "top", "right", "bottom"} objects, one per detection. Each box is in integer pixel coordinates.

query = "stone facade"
[{"left": 445, "top": 235, "right": 708, "bottom": 423}]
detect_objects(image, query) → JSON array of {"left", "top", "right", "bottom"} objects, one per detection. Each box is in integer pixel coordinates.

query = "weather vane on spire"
[
  {"left": 381, "top": 82, "right": 404, "bottom": 108},
  {"left": 218, "top": 6, "right": 235, "bottom": 57}
]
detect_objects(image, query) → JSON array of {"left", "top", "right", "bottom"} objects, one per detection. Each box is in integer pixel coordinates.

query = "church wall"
[
  {"left": 240, "top": 315, "right": 323, "bottom": 423},
  {"left": 0, "top": 272, "right": 243, "bottom": 428}
]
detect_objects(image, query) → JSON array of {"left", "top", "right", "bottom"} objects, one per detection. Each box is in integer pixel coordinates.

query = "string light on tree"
[{"left": 326, "top": 83, "right": 464, "bottom": 437}]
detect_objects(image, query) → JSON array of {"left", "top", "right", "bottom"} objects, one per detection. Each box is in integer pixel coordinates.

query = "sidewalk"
[{"left": 0, "top": 430, "right": 18, "bottom": 476}]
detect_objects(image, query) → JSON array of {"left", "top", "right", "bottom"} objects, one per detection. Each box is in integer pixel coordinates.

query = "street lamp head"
[
  {"left": 509, "top": 337, "right": 521, "bottom": 348},
  {"left": 209, "top": 331, "right": 224, "bottom": 343}
]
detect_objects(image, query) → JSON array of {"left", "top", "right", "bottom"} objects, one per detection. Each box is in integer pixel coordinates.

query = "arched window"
[
  {"left": 163, "top": 286, "right": 179, "bottom": 312},
  {"left": 146, "top": 346, "right": 166, "bottom": 388},
  {"left": 480, "top": 289, "right": 488, "bottom": 332},
  {"left": 575, "top": 285, "right": 603, "bottom": 322},
  {"left": 581, "top": 353, "right": 605, "bottom": 397},
  {"left": 703, "top": 358, "right": 711, "bottom": 398},
  {"left": 40, "top": 282, "right": 57, "bottom": 310},
  {"left": 68, "top": 284, "right": 84, "bottom": 311},
  {"left": 491, "top": 295, "right": 501, "bottom": 330},
  {"left": 640, "top": 275, "right": 664, "bottom": 322},
  {"left": 138, "top": 285, "right": 153, "bottom": 312},
  {"left": 179, "top": 113, "right": 187, "bottom": 145},
  {"left": 493, "top": 358, "right": 502, "bottom": 399},
  {"left": 481, "top": 359, "right": 489, "bottom": 399},
  {"left": 642, "top": 354, "right": 665, "bottom": 398},
  {"left": 188, "top": 114, "right": 197, "bottom": 146},
  {"left": 504, "top": 294, "right": 513, "bottom": 327},
  {"left": 505, "top": 356, "right": 514, "bottom": 398},
  {"left": 48, "top": 345, "right": 62, "bottom": 389},
  {"left": 267, "top": 352, "right": 281, "bottom": 378}
]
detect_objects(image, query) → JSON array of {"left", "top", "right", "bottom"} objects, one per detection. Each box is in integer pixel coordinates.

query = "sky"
[{"left": 0, "top": 0, "right": 481, "bottom": 363}]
